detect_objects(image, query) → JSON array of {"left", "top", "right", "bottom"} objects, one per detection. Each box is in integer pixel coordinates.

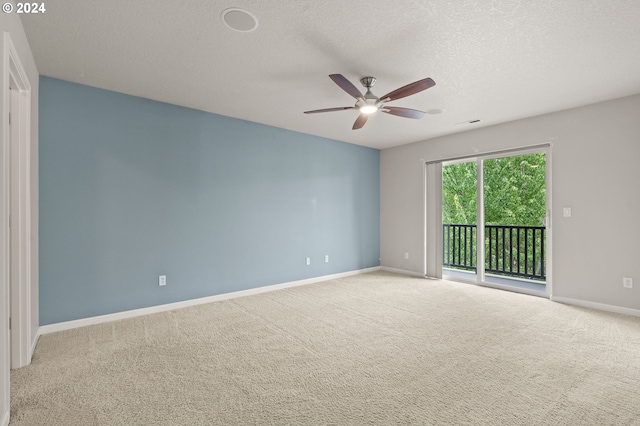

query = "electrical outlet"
[
  {"left": 159, "top": 275, "right": 166, "bottom": 287},
  {"left": 623, "top": 277, "right": 633, "bottom": 289},
  {"left": 306, "top": 257, "right": 311, "bottom": 266},
  {"left": 563, "top": 207, "right": 572, "bottom": 217},
  {"left": 324, "top": 255, "right": 329, "bottom": 263},
  {"left": 404, "top": 252, "right": 409, "bottom": 259}
]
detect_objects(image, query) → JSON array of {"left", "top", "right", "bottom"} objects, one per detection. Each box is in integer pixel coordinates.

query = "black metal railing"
[
  {"left": 443, "top": 224, "right": 546, "bottom": 281},
  {"left": 443, "top": 224, "right": 476, "bottom": 271}
]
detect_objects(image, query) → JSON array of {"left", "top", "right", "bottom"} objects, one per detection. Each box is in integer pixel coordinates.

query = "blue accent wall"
[{"left": 39, "top": 76, "right": 380, "bottom": 325}]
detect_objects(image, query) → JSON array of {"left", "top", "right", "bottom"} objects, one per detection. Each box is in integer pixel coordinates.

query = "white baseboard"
[
  {"left": 31, "top": 329, "right": 40, "bottom": 357},
  {"left": 380, "top": 266, "right": 424, "bottom": 278},
  {"left": 39, "top": 267, "right": 381, "bottom": 335},
  {"left": 1, "top": 410, "right": 9, "bottom": 426},
  {"left": 551, "top": 296, "right": 640, "bottom": 318}
]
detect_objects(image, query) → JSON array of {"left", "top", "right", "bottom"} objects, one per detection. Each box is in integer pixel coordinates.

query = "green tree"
[
  {"left": 442, "top": 161, "right": 477, "bottom": 224},
  {"left": 483, "top": 153, "right": 546, "bottom": 226},
  {"left": 442, "top": 153, "right": 546, "bottom": 226},
  {"left": 442, "top": 153, "right": 547, "bottom": 280}
]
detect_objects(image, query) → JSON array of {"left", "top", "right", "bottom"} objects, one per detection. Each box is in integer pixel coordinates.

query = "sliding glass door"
[{"left": 438, "top": 148, "right": 550, "bottom": 296}]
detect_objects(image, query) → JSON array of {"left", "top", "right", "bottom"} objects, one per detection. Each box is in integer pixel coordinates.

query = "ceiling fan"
[{"left": 304, "top": 74, "right": 436, "bottom": 130}]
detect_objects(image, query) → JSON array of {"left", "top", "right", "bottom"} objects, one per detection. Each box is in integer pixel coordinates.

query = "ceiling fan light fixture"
[
  {"left": 359, "top": 95, "right": 380, "bottom": 114},
  {"left": 360, "top": 105, "right": 378, "bottom": 114}
]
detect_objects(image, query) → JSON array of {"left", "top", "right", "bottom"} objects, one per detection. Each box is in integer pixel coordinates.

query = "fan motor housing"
[{"left": 360, "top": 76, "right": 376, "bottom": 88}]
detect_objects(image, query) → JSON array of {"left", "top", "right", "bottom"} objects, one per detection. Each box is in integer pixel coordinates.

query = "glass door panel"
[
  {"left": 483, "top": 152, "right": 547, "bottom": 292},
  {"left": 442, "top": 160, "right": 477, "bottom": 281}
]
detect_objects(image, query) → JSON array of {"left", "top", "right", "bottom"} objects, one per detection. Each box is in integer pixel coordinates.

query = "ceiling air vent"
[{"left": 455, "top": 119, "right": 483, "bottom": 127}]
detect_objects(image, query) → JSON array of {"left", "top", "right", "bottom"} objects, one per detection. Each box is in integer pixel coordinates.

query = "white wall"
[
  {"left": 1, "top": 8, "right": 38, "bottom": 426},
  {"left": 381, "top": 94, "right": 640, "bottom": 311}
]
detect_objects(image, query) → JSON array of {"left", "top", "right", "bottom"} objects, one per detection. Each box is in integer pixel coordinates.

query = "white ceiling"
[{"left": 20, "top": 0, "right": 640, "bottom": 149}]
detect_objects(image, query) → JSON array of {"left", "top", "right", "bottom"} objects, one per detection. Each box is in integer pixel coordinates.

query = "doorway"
[{"left": 435, "top": 147, "right": 551, "bottom": 297}]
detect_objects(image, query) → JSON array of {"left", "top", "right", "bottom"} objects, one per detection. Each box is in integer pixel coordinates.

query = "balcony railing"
[{"left": 443, "top": 224, "right": 546, "bottom": 281}]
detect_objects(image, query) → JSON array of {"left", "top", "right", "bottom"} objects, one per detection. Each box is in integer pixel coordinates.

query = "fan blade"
[
  {"left": 329, "top": 74, "right": 364, "bottom": 100},
  {"left": 380, "top": 78, "right": 435, "bottom": 102},
  {"left": 304, "top": 106, "right": 355, "bottom": 114},
  {"left": 352, "top": 114, "right": 368, "bottom": 130},
  {"left": 382, "top": 106, "right": 426, "bottom": 119}
]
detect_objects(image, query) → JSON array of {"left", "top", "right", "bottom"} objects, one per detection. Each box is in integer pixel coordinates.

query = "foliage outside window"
[
  {"left": 443, "top": 153, "right": 546, "bottom": 226},
  {"left": 442, "top": 153, "right": 547, "bottom": 280}
]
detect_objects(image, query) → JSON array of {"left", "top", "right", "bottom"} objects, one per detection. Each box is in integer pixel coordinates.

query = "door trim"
[{"left": 3, "top": 31, "right": 33, "bottom": 374}]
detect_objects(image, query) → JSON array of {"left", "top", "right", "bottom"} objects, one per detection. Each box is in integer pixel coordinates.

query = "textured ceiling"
[{"left": 20, "top": 0, "right": 640, "bottom": 149}]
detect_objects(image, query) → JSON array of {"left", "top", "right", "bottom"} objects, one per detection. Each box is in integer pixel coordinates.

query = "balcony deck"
[
  {"left": 443, "top": 223, "right": 547, "bottom": 291},
  {"left": 443, "top": 267, "right": 547, "bottom": 295}
]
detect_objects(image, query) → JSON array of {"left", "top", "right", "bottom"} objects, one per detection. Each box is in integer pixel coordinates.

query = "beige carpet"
[{"left": 10, "top": 271, "right": 640, "bottom": 425}]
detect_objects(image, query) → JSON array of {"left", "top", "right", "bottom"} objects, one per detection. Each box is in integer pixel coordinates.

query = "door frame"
[
  {"left": 2, "top": 30, "right": 33, "bottom": 382},
  {"left": 426, "top": 144, "right": 552, "bottom": 298}
]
